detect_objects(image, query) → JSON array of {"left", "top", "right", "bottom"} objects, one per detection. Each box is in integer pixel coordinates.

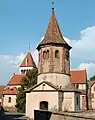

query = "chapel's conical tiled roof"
[
  {"left": 37, "top": 8, "right": 71, "bottom": 50},
  {"left": 20, "top": 52, "right": 36, "bottom": 67}
]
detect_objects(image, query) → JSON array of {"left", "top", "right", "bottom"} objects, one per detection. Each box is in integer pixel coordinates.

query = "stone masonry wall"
[{"left": 50, "top": 112, "right": 95, "bottom": 120}]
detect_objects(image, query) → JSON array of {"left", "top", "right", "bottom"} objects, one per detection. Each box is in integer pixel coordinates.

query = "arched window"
[
  {"left": 55, "top": 50, "right": 60, "bottom": 58},
  {"left": 21, "top": 70, "right": 24, "bottom": 74},
  {"left": 43, "top": 51, "right": 47, "bottom": 59},
  {"left": 46, "top": 50, "right": 49, "bottom": 59},
  {"left": 43, "top": 50, "right": 49, "bottom": 59},
  {"left": 40, "top": 101, "right": 48, "bottom": 110},
  {"left": 8, "top": 97, "right": 11, "bottom": 103}
]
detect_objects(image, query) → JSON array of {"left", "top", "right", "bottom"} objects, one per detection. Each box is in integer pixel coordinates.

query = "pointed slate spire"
[
  {"left": 20, "top": 52, "right": 36, "bottom": 68},
  {"left": 37, "top": 8, "right": 71, "bottom": 50}
]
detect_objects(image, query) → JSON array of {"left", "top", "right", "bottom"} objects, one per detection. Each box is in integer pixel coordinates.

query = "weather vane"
[{"left": 52, "top": 0, "right": 54, "bottom": 5}]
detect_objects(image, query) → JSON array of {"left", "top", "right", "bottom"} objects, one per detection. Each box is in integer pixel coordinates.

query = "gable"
[
  {"left": 20, "top": 52, "right": 36, "bottom": 67},
  {"left": 33, "top": 83, "right": 56, "bottom": 91},
  {"left": 26, "top": 81, "right": 59, "bottom": 93}
]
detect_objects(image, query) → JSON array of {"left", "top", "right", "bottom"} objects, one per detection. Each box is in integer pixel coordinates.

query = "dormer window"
[{"left": 55, "top": 50, "right": 60, "bottom": 58}]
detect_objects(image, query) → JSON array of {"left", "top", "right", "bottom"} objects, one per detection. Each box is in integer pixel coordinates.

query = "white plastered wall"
[
  {"left": 7, "top": 85, "right": 21, "bottom": 89},
  {"left": 26, "top": 91, "right": 58, "bottom": 119},
  {"left": 3, "top": 95, "right": 16, "bottom": 107},
  {"left": 79, "top": 84, "right": 86, "bottom": 90},
  {"left": 38, "top": 73, "right": 70, "bottom": 88},
  {"left": 19, "top": 66, "right": 33, "bottom": 74}
]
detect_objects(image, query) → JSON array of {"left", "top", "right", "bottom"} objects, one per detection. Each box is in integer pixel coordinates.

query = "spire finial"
[
  {"left": 29, "top": 44, "right": 30, "bottom": 52},
  {"left": 52, "top": 0, "right": 54, "bottom": 8},
  {"left": 52, "top": 0, "right": 54, "bottom": 14},
  {"left": 52, "top": 0, "right": 54, "bottom": 5}
]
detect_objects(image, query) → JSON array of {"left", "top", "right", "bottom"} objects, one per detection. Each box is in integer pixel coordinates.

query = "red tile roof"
[
  {"left": 20, "top": 52, "right": 36, "bottom": 67},
  {"left": 70, "top": 70, "right": 87, "bottom": 83},
  {"left": 3, "top": 87, "right": 18, "bottom": 95},
  {"left": 8, "top": 74, "right": 25, "bottom": 85},
  {"left": 37, "top": 8, "right": 71, "bottom": 50}
]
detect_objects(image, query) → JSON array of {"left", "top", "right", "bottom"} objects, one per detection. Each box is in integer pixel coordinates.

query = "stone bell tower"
[{"left": 37, "top": 8, "right": 72, "bottom": 87}]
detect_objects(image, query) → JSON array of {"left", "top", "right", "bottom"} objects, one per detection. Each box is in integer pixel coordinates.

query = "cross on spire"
[
  {"left": 52, "top": 0, "right": 54, "bottom": 9},
  {"left": 52, "top": 0, "right": 54, "bottom": 5}
]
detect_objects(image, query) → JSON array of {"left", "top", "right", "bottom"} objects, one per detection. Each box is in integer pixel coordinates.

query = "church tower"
[
  {"left": 37, "top": 8, "right": 72, "bottom": 87},
  {"left": 19, "top": 52, "right": 36, "bottom": 74}
]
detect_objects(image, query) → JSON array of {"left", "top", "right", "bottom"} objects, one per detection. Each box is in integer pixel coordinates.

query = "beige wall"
[
  {"left": 19, "top": 66, "right": 33, "bottom": 74},
  {"left": 8, "top": 85, "right": 21, "bottom": 89},
  {"left": 79, "top": 84, "right": 86, "bottom": 90},
  {"left": 62, "top": 92, "right": 80, "bottom": 111},
  {"left": 38, "top": 73, "right": 70, "bottom": 88},
  {"left": 91, "top": 84, "right": 95, "bottom": 109},
  {"left": 62, "top": 92, "right": 75, "bottom": 111},
  {"left": 26, "top": 91, "right": 58, "bottom": 119},
  {"left": 3, "top": 95, "right": 16, "bottom": 107},
  {"left": 38, "top": 46, "right": 70, "bottom": 75}
]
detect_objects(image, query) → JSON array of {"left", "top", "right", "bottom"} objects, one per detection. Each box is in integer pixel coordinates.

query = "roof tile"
[
  {"left": 70, "top": 70, "right": 87, "bottom": 83},
  {"left": 3, "top": 87, "right": 18, "bottom": 95},
  {"left": 37, "top": 8, "right": 71, "bottom": 49},
  {"left": 8, "top": 74, "right": 25, "bottom": 85}
]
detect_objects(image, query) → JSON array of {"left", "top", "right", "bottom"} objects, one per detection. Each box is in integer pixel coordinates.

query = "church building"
[
  {"left": 2, "top": 52, "right": 36, "bottom": 111},
  {"left": 25, "top": 8, "right": 81, "bottom": 119}
]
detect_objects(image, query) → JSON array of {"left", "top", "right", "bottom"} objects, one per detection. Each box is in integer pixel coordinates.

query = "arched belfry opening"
[
  {"left": 40, "top": 101, "right": 48, "bottom": 110},
  {"left": 55, "top": 50, "right": 60, "bottom": 58}
]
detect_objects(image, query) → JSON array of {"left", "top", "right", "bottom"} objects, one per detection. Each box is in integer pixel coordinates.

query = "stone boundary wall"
[{"left": 50, "top": 111, "right": 95, "bottom": 120}]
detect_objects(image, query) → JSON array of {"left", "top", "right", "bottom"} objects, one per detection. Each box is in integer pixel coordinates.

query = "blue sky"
[{"left": 0, "top": 0, "right": 95, "bottom": 84}]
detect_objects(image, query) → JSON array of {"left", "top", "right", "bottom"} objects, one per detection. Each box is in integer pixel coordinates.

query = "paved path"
[{"left": 0, "top": 110, "right": 31, "bottom": 120}]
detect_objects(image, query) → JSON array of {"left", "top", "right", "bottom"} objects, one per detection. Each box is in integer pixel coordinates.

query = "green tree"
[
  {"left": 90, "top": 75, "right": 95, "bottom": 81},
  {"left": 15, "top": 68, "right": 38, "bottom": 113}
]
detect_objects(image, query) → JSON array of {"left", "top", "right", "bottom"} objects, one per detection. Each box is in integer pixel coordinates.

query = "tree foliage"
[
  {"left": 90, "top": 75, "right": 95, "bottom": 81},
  {"left": 15, "top": 68, "right": 38, "bottom": 113}
]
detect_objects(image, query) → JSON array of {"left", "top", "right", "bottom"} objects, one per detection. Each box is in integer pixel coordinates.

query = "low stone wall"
[
  {"left": 3, "top": 106, "right": 17, "bottom": 112},
  {"left": 51, "top": 111, "right": 95, "bottom": 120}
]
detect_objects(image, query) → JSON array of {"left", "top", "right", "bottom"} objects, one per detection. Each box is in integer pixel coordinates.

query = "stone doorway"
[{"left": 40, "top": 101, "right": 48, "bottom": 110}]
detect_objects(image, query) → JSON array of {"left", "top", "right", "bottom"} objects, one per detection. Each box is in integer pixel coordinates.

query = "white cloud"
[
  {"left": 32, "top": 50, "right": 38, "bottom": 66},
  {"left": 64, "top": 26, "right": 95, "bottom": 62},
  {"left": 63, "top": 26, "right": 95, "bottom": 79},
  {"left": 78, "top": 63, "right": 95, "bottom": 79}
]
